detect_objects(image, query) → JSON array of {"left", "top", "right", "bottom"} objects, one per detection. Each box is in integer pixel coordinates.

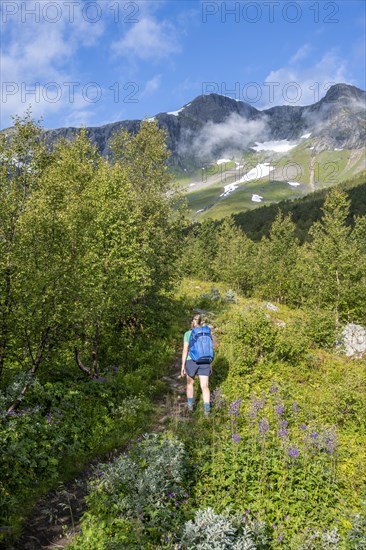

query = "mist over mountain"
[{"left": 4, "top": 83, "right": 364, "bottom": 168}]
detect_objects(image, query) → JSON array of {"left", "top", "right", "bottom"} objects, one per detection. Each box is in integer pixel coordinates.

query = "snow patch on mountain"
[
  {"left": 167, "top": 103, "right": 191, "bottom": 116},
  {"left": 220, "top": 182, "right": 239, "bottom": 197},
  {"left": 218, "top": 162, "right": 274, "bottom": 200},
  {"left": 239, "top": 163, "right": 274, "bottom": 182},
  {"left": 167, "top": 108, "right": 184, "bottom": 116},
  {"left": 301, "top": 132, "right": 312, "bottom": 139},
  {"left": 251, "top": 140, "right": 298, "bottom": 153},
  {"left": 288, "top": 181, "right": 301, "bottom": 187},
  {"left": 252, "top": 194, "right": 264, "bottom": 202},
  {"left": 216, "top": 158, "right": 231, "bottom": 165}
]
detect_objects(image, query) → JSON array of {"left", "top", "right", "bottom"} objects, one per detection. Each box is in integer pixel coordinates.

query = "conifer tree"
[
  {"left": 306, "top": 190, "right": 365, "bottom": 322},
  {"left": 213, "top": 219, "right": 254, "bottom": 293},
  {"left": 254, "top": 212, "right": 298, "bottom": 303}
]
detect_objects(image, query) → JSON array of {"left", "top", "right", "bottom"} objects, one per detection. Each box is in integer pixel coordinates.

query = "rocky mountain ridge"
[{"left": 4, "top": 83, "right": 365, "bottom": 168}]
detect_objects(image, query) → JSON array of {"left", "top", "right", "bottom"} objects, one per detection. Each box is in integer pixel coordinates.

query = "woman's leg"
[
  {"left": 199, "top": 375, "right": 210, "bottom": 413},
  {"left": 186, "top": 375, "right": 195, "bottom": 409}
]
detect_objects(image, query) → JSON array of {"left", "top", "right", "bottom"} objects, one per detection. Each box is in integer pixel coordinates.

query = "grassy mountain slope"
[{"left": 178, "top": 145, "right": 365, "bottom": 221}]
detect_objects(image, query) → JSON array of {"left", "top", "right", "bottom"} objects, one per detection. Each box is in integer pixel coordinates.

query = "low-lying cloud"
[{"left": 180, "top": 113, "right": 268, "bottom": 160}]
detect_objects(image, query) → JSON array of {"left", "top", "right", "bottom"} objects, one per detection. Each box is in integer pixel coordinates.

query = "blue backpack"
[{"left": 189, "top": 326, "right": 214, "bottom": 364}]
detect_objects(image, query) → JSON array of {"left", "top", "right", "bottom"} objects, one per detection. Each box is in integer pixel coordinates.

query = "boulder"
[
  {"left": 266, "top": 302, "right": 279, "bottom": 312},
  {"left": 340, "top": 323, "right": 366, "bottom": 357}
]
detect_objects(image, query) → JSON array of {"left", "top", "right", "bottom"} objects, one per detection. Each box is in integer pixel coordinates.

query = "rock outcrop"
[{"left": 340, "top": 323, "right": 366, "bottom": 357}]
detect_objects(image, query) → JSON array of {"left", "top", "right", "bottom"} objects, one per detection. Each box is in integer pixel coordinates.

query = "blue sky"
[{"left": 1, "top": 0, "right": 365, "bottom": 129}]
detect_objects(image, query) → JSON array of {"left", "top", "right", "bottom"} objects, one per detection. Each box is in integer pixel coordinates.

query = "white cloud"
[
  {"left": 181, "top": 113, "right": 268, "bottom": 159},
  {"left": 141, "top": 75, "right": 161, "bottom": 97},
  {"left": 262, "top": 49, "right": 353, "bottom": 107},
  {"left": 0, "top": 2, "right": 106, "bottom": 128},
  {"left": 289, "top": 43, "right": 312, "bottom": 64},
  {"left": 112, "top": 17, "right": 181, "bottom": 61}
]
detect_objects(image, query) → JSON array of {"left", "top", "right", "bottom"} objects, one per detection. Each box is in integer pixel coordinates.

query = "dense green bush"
[
  {"left": 0, "top": 374, "right": 151, "bottom": 531},
  {"left": 70, "top": 433, "right": 190, "bottom": 549}
]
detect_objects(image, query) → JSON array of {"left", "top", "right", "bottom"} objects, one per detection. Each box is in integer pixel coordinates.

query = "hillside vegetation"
[
  {"left": 181, "top": 148, "right": 365, "bottom": 222},
  {"left": 233, "top": 172, "right": 366, "bottom": 242},
  {"left": 0, "top": 115, "right": 365, "bottom": 549},
  {"left": 67, "top": 281, "right": 366, "bottom": 549}
]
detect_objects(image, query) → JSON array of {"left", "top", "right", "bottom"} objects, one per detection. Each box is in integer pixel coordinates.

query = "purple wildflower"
[
  {"left": 232, "top": 433, "right": 241, "bottom": 443},
  {"left": 292, "top": 402, "right": 301, "bottom": 413},
  {"left": 288, "top": 447, "right": 299, "bottom": 458},
  {"left": 259, "top": 418, "right": 269, "bottom": 435},
  {"left": 311, "top": 431, "right": 319, "bottom": 439},
  {"left": 275, "top": 404, "right": 285, "bottom": 415},
  {"left": 211, "top": 388, "right": 226, "bottom": 409},
  {"left": 277, "top": 428, "right": 289, "bottom": 439},
  {"left": 270, "top": 386, "right": 278, "bottom": 393},
  {"left": 280, "top": 419, "right": 289, "bottom": 428},
  {"left": 229, "top": 399, "right": 242, "bottom": 417},
  {"left": 300, "top": 424, "right": 307, "bottom": 430},
  {"left": 322, "top": 428, "right": 338, "bottom": 455},
  {"left": 248, "top": 398, "right": 266, "bottom": 419}
]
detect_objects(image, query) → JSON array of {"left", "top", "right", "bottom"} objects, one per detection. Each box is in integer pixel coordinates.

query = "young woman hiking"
[{"left": 181, "top": 314, "right": 213, "bottom": 416}]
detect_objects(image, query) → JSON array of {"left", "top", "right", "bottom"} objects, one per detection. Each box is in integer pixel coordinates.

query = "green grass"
[
  {"left": 186, "top": 184, "right": 223, "bottom": 216},
  {"left": 182, "top": 146, "right": 365, "bottom": 221}
]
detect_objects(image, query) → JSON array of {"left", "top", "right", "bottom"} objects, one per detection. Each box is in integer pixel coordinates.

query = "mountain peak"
[
  {"left": 323, "top": 83, "right": 366, "bottom": 103},
  {"left": 171, "top": 93, "right": 260, "bottom": 124}
]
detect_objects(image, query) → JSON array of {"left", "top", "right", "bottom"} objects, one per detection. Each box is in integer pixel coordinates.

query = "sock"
[
  {"left": 204, "top": 402, "right": 210, "bottom": 413},
  {"left": 187, "top": 398, "right": 193, "bottom": 408}
]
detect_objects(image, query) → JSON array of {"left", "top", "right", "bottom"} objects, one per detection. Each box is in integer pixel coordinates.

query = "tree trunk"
[
  {"left": 91, "top": 323, "right": 100, "bottom": 378},
  {"left": 0, "top": 267, "right": 12, "bottom": 378},
  {"left": 7, "top": 328, "right": 50, "bottom": 413},
  {"left": 74, "top": 346, "right": 91, "bottom": 376}
]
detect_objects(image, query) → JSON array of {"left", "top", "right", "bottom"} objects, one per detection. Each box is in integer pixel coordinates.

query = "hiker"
[{"left": 181, "top": 314, "right": 214, "bottom": 416}]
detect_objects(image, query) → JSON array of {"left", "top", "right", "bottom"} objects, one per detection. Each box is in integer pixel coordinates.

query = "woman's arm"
[{"left": 181, "top": 340, "right": 189, "bottom": 376}]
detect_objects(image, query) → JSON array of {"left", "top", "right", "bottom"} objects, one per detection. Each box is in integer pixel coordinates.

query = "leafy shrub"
[
  {"left": 0, "top": 377, "right": 150, "bottom": 533},
  {"left": 71, "top": 433, "right": 189, "bottom": 548},
  {"left": 272, "top": 319, "right": 310, "bottom": 365},
  {"left": 220, "top": 307, "right": 277, "bottom": 377},
  {"left": 179, "top": 507, "right": 268, "bottom": 549},
  {"left": 296, "top": 527, "right": 341, "bottom": 549},
  {"left": 224, "top": 290, "right": 237, "bottom": 304},
  {"left": 303, "top": 308, "right": 339, "bottom": 349},
  {"left": 345, "top": 510, "right": 366, "bottom": 549}
]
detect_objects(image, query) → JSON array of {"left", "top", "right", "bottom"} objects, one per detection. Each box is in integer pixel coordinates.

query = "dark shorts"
[{"left": 185, "top": 359, "right": 212, "bottom": 377}]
